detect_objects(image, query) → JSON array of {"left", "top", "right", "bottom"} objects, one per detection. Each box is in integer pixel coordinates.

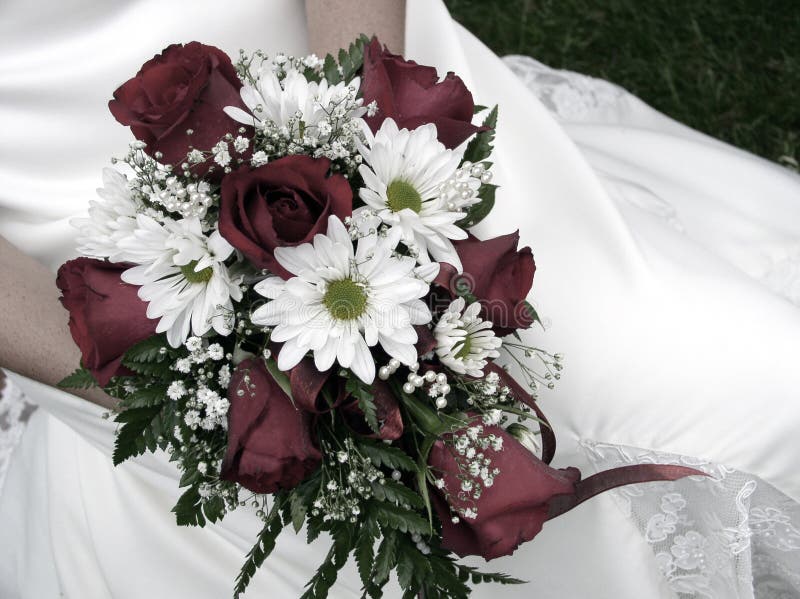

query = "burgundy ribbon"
[
  {"left": 484, "top": 362, "right": 556, "bottom": 465},
  {"left": 547, "top": 464, "right": 708, "bottom": 520},
  {"left": 343, "top": 380, "right": 404, "bottom": 441},
  {"left": 288, "top": 358, "right": 403, "bottom": 440},
  {"left": 289, "top": 358, "right": 336, "bottom": 413}
]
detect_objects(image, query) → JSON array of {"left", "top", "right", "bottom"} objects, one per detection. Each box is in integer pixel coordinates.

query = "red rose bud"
[
  {"left": 221, "top": 358, "right": 321, "bottom": 493},
  {"left": 56, "top": 258, "right": 157, "bottom": 387},
  {"left": 430, "top": 420, "right": 707, "bottom": 560},
  {"left": 361, "top": 37, "right": 483, "bottom": 149},
  {"left": 436, "top": 232, "right": 536, "bottom": 336},
  {"left": 429, "top": 424, "right": 578, "bottom": 560},
  {"left": 109, "top": 42, "right": 246, "bottom": 175},
  {"left": 219, "top": 156, "right": 352, "bottom": 278}
]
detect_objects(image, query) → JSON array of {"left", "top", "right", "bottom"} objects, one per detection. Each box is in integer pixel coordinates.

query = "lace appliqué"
[
  {"left": 502, "top": 55, "right": 627, "bottom": 123},
  {"left": 502, "top": 54, "right": 686, "bottom": 234},
  {"left": 581, "top": 440, "right": 800, "bottom": 598},
  {"left": 0, "top": 375, "right": 36, "bottom": 492}
]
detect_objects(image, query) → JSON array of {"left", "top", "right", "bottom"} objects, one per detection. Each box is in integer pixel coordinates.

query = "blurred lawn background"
[{"left": 445, "top": 0, "right": 799, "bottom": 169}]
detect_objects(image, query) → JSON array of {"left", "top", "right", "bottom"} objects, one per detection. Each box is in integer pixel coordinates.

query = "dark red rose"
[
  {"left": 109, "top": 42, "right": 246, "bottom": 174},
  {"left": 429, "top": 423, "right": 578, "bottom": 560},
  {"left": 431, "top": 419, "right": 708, "bottom": 560},
  {"left": 56, "top": 258, "right": 157, "bottom": 387},
  {"left": 361, "top": 38, "right": 484, "bottom": 149},
  {"left": 219, "top": 156, "right": 352, "bottom": 278},
  {"left": 221, "top": 358, "right": 321, "bottom": 493},
  {"left": 435, "top": 232, "right": 536, "bottom": 336}
]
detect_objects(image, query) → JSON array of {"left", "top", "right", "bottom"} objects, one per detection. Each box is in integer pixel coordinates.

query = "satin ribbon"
[
  {"left": 482, "top": 361, "right": 708, "bottom": 519},
  {"left": 547, "top": 464, "right": 708, "bottom": 520},
  {"left": 484, "top": 362, "right": 557, "bottom": 464},
  {"left": 289, "top": 358, "right": 403, "bottom": 440}
]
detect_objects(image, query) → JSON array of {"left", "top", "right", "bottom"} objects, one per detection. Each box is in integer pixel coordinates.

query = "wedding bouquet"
[{"left": 57, "top": 36, "right": 700, "bottom": 598}]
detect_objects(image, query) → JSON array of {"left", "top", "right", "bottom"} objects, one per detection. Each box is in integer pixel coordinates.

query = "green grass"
[{"left": 446, "top": 0, "right": 799, "bottom": 168}]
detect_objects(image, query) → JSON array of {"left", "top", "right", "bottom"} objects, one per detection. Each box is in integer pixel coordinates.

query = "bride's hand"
[
  {"left": 0, "top": 235, "right": 116, "bottom": 409},
  {"left": 305, "top": 0, "right": 406, "bottom": 56}
]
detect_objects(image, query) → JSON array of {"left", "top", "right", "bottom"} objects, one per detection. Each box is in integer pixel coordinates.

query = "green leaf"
[
  {"left": 416, "top": 436, "right": 436, "bottom": 532},
  {"left": 372, "top": 529, "right": 398, "bottom": 585},
  {"left": 400, "top": 392, "right": 446, "bottom": 435},
  {"left": 354, "top": 522, "right": 377, "bottom": 588},
  {"left": 456, "top": 565, "right": 526, "bottom": 586},
  {"left": 347, "top": 378, "right": 381, "bottom": 434},
  {"left": 202, "top": 495, "right": 226, "bottom": 523},
  {"left": 323, "top": 53, "right": 342, "bottom": 84},
  {"left": 522, "top": 300, "right": 542, "bottom": 326},
  {"left": 395, "top": 536, "right": 433, "bottom": 592},
  {"left": 322, "top": 35, "right": 368, "bottom": 89},
  {"left": 370, "top": 501, "right": 429, "bottom": 535},
  {"left": 121, "top": 385, "right": 167, "bottom": 408},
  {"left": 338, "top": 48, "right": 354, "bottom": 81},
  {"left": 429, "top": 556, "right": 472, "bottom": 597},
  {"left": 112, "top": 404, "right": 163, "bottom": 465},
  {"left": 120, "top": 359, "right": 171, "bottom": 377},
  {"left": 123, "top": 335, "right": 170, "bottom": 363},
  {"left": 290, "top": 489, "right": 309, "bottom": 534},
  {"left": 263, "top": 357, "right": 294, "bottom": 402},
  {"left": 396, "top": 552, "right": 415, "bottom": 590},
  {"left": 300, "top": 524, "right": 354, "bottom": 599},
  {"left": 57, "top": 367, "right": 97, "bottom": 389},
  {"left": 287, "top": 468, "right": 320, "bottom": 532},
  {"left": 462, "top": 105, "right": 498, "bottom": 164},
  {"left": 358, "top": 441, "right": 417, "bottom": 473},
  {"left": 173, "top": 485, "right": 205, "bottom": 527},
  {"left": 306, "top": 516, "right": 325, "bottom": 544},
  {"left": 234, "top": 494, "right": 287, "bottom": 598},
  {"left": 370, "top": 479, "right": 425, "bottom": 510},
  {"left": 473, "top": 104, "right": 488, "bottom": 114},
  {"left": 341, "top": 35, "right": 368, "bottom": 81},
  {"left": 458, "top": 183, "right": 497, "bottom": 228}
]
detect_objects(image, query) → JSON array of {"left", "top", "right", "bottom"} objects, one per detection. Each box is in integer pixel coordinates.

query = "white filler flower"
[
  {"left": 73, "top": 168, "right": 139, "bottom": 261},
  {"left": 251, "top": 216, "right": 437, "bottom": 383},
  {"left": 120, "top": 216, "right": 242, "bottom": 347},
  {"left": 435, "top": 297, "right": 501, "bottom": 377},
  {"left": 356, "top": 119, "right": 481, "bottom": 271},
  {"left": 224, "top": 67, "right": 365, "bottom": 144}
]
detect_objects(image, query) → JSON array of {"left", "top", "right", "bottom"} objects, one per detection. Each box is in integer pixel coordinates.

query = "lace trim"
[
  {"left": 0, "top": 375, "right": 35, "bottom": 492},
  {"left": 581, "top": 440, "right": 800, "bottom": 598},
  {"left": 502, "top": 55, "right": 627, "bottom": 123},
  {"left": 503, "top": 54, "right": 800, "bottom": 307},
  {"left": 502, "top": 54, "right": 687, "bottom": 236}
]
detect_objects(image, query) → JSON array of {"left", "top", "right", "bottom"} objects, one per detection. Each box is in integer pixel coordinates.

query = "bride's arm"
[
  {"left": 305, "top": 0, "right": 406, "bottom": 56},
  {"left": 0, "top": 4, "right": 405, "bottom": 410},
  {"left": 0, "top": 236, "right": 115, "bottom": 409}
]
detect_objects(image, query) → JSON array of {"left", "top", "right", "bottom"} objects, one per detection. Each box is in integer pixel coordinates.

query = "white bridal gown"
[{"left": 2, "top": 1, "right": 800, "bottom": 597}]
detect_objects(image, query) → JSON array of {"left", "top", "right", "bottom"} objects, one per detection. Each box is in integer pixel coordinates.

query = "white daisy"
[
  {"left": 73, "top": 168, "right": 139, "bottom": 261},
  {"left": 224, "top": 67, "right": 365, "bottom": 144},
  {"left": 434, "top": 297, "right": 502, "bottom": 377},
  {"left": 120, "top": 216, "right": 243, "bottom": 347},
  {"left": 251, "top": 216, "right": 437, "bottom": 384},
  {"left": 355, "top": 119, "right": 482, "bottom": 271}
]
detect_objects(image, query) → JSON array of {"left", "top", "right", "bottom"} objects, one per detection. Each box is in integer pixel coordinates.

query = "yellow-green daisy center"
[
  {"left": 386, "top": 179, "right": 422, "bottom": 213},
  {"left": 180, "top": 260, "right": 213, "bottom": 284},
  {"left": 324, "top": 279, "right": 368, "bottom": 320}
]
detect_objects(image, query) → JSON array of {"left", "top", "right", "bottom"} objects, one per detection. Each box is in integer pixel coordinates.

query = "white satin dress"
[{"left": 2, "top": 1, "right": 800, "bottom": 597}]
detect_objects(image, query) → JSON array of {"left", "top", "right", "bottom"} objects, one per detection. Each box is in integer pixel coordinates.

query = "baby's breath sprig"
[
  {"left": 311, "top": 437, "right": 385, "bottom": 524},
  {"left": 431, "top": 424, "right": 503, "bottom": 524},
  {"left": 499, "top": 340, "right": 564, "bottom": 397}
]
